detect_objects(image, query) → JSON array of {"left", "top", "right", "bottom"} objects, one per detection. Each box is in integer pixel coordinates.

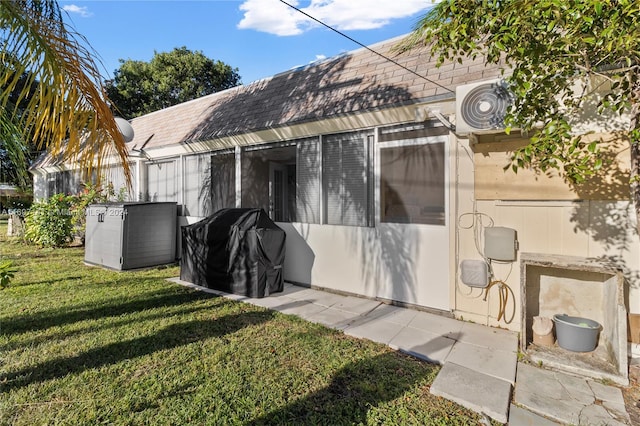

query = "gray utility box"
[{"left": 85, "top": 202, "right": 177, "bottom": 270}]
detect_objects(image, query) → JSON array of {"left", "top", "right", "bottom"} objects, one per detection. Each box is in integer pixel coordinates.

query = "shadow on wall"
[
  {"left": 180, "top": 54, "right": 415, "bottom": 143},
  {"left": 570, "top": 200, "right": 640, "bottom": 295},
  {"left": 568, "top": 133, "right": 639, "bottom": 294},
  {"left": 348, "top": 184, "right": 420, "bottom": 305},
  {"left": 571, "top": 133, "right": 631, "bottom": 200},
  {"left": 277, "top": 223, "right": 315, "bottom": 286},
  {"left": 198, "top": 153, "right": 236, "bottom": 217}
]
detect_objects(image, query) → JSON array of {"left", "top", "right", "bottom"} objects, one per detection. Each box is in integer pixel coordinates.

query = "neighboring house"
[{"left": 31, "top": 36, "right": 640, "bottom": 356}]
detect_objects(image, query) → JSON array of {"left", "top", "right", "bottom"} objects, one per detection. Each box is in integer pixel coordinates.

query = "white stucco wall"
[{"left": 279, "top": 221, "right": 451, "bottom": 311}]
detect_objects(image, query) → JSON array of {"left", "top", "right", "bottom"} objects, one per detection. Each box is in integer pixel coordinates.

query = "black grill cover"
[{"left": 180, "top": 208, "right": 286, "bottom": 298}]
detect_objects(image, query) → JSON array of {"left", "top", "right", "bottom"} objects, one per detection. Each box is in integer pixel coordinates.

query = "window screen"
[
  {"left": 211, "top": 152, "right": 236, "bottom": 213},
  {"left": 103, "top": 164, "right": 136, "bottom": 200},
  {"left": 184, "top": 155, "right": 209, "bottom": 216},
  {"left": 147, "top": 160, "right": 177, "bottom": 202},
  {"left": 380, "top": 142, "right": 445, "bottom": 225}
]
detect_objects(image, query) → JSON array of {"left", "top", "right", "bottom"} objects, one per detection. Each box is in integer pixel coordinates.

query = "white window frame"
[{"left": 376, "top": 132, "right": 449, "bottom": 228}]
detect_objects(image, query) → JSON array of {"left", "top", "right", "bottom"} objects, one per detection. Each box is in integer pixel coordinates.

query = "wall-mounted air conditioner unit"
[{"left": 456, "top": 79, "right": 514, "bottom": 135}]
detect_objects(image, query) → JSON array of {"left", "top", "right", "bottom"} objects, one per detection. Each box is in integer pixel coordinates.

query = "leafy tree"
[
  {"left": 400, "top": 0, "right": 640, "bottom": 229},
  {"left": 0, "top": 0, "right": 130, "bottom": 183},
  {"left": 1, "top": 67, "right": 42, "bottom": 189},
  {"left": 106, "top": 47, "right": 242, "bottom": 118}
]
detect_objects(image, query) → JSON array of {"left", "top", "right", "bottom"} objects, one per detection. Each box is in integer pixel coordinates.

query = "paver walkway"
[{"left": 169, "top": 279, "right": 632, "bottom": 424}]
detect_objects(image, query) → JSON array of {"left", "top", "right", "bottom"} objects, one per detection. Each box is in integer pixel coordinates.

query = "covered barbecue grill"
[{"left": 180, "top": 208, "right": 286, "bottom": 298}]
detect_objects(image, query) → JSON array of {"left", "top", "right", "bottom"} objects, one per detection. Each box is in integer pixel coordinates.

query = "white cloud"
[
  {"left": 238, "top": 0, "right": 312, "bottom": 36},
  {"left": 62, "top": 4, "right": 93, "bottom": 18},
  {"left": 237, "top": 0, "right": 434, "bottom": 36}
]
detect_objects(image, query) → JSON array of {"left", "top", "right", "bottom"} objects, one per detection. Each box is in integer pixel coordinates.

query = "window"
[
  {"left": 183, "top": 154, "right": 208, "bottom": 216},
  {"left": 147, "top": 160, "right": 177, "bottom": 202},
  {"left": 379, "top": 122, "right": 447, "bottom": 225},
  {"left": 103, "top": 164, "right": 136, "bottom": 200},
  {"left": 323, "top": 131, "right": 373, "bottom": 227},
  {"left": 233, "top": 131, "right": 374, "bottom": 226},
  {"left": 210, "top": 152, "right": 236, "bottom": 213},
  {"left": 241, "top": 143, "right": 297, "bottom": 222},
  {"left": 46, "top": 170, "right": 81, "bottom": 197}
]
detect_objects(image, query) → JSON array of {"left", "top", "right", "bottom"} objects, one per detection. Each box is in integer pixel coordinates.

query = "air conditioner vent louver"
[{"left": 456, "top": 79, "right": 514, "bottom": 134}]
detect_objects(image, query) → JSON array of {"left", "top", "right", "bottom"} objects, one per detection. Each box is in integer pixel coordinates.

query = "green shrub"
[
  {"left": 24, "top": 194, "right": 74, "bottom": 247},
  {"left": 0, "top": 259, "right": 16, "bottom": 289},
  {"left": 70, "top": 183, "right": 105, "bottom": 240}
]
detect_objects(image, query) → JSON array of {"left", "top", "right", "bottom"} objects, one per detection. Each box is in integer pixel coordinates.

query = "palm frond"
[
  {"left": 0, "top": 0, "right": 130, "bottom": 185},
  {"left": 0, "top": 108, "right": 29, "bottom": 188}
]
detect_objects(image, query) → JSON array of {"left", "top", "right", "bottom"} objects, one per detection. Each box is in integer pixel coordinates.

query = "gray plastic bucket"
[{"left": 553, "top": 314, "right": 601, "bottom": 352}]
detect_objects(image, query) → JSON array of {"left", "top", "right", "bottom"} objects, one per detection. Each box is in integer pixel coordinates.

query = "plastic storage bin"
[{"left": 553, "top": 314, "right": 601, "bottom": 352}]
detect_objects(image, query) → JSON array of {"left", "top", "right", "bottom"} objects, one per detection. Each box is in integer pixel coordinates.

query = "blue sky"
[{"left": 59, "top": 0, "right": 436, "bottom": 85}]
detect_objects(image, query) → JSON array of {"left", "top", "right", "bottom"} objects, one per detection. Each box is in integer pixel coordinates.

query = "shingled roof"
[
  {"left": 33, "top": 35, "right": 505, "bottom": 169},
  {"left": 128, "top": 35, "right": 504, "bottom": 151}
]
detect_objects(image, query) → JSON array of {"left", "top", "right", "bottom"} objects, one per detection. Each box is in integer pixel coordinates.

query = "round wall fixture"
[
  {"left": 459, "top": 82, "right": 512, "bottom": 130},
  {"left": 115, "top": 117, "right": 135, "bottom": 142}
]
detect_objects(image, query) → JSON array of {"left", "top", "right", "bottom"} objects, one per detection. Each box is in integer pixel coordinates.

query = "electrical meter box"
[
  {"left": 85, "top": 202, "right": 177, "bottom": 270},
  {"left": 484, "top": 226, "right": 518, "bottom": 261}
]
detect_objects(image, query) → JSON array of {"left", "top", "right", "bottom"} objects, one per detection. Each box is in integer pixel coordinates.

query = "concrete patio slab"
[
  {"left": 271, "top": 299, "right": 328, "bottom": 319},
  {"left": 304, "top": 307, "right": 359, "bottom": 330},
  {"left": 430, "top": 362, "right": 511, "bottom": 424},
  {"left": 508, "top": 404, "right": 560, "bottom": 425},
  {"left": 514, "top": 362, "right": 631, "bottom": 425},
  {"left": 330, "top": 296, "right": 381, "bottom": 315},
  {"left": 388, "top": 327, "right": 455, "bottom": 364},
  {"left": 343, "top": 317, "right": 404, "bottom": 344},
  {"left": 247, "top": 294, "right": 297, "bottom": 309},
  {"left": 446, "top": 340, "right": 517, "bottom": 384},
  {"left": 281, "top": 287, "right": 346, "bottom": 308},
  {"left": 363, "top": 303, "right": 418, "bottom": 326},
  {"left": 407, "top": 311, "right": 464, "bottom": 339},
  {"left": 457, "top": 321, "right": 519, "bottom": 353}
]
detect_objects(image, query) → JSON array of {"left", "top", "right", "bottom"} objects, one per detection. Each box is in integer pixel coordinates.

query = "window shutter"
[
  {"left": 341, "top": 135, "right": 367, "bottom": 227},
  {"left": 323, "top": 137, "right": 342, "bottom": 225},
  {"left": 296, "top": 139, "right": 320, "bottom": 224},
  {"left": 323, "top": 132, "right": 371, "bottom": 227}
]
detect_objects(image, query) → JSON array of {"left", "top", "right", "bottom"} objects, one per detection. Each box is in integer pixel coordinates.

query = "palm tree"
[{"left": 0, "top": 0, "right": 129, "bottom": 186}]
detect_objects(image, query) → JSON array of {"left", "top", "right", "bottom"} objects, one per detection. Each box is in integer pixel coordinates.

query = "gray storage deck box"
[{"left": 84, "top": 202, "right": 177, "bottom": 270}]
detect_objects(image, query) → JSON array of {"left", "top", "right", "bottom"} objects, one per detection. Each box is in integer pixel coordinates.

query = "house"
[{"left": 31, "top": 36, "right": 640, "bottom": 366}]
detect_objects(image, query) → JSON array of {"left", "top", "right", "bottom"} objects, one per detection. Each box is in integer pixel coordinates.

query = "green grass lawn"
[{"left": 0, "top": 225, "right": 486, "bottom": 425}]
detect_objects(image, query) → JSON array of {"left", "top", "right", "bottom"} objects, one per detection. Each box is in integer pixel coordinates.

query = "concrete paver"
[
  {"left": 514, "top": 362, "right": 631, "bottom": 425},
  {"left": 272, "top": 299, "right": 328, "bottom": 319},
  {"left": 359, "top": 303, "right": 419, "bottom": 326},
  {"left": 407, "top": 311, "right": 464, "bottom": 339},
  {"left": 343, "top": 317, "right": 404, "bottom": 344},
  {"left": 508, "top": 404, "right": 560, "bottom": 425},
  {"left": 304, "top": 307, "right": 359, "bottom": 330},
  {"left": 430, "top": 362, "right": 512, "bottom": 424},
  {"left": 446, "top": 340, "right": 517, "bottom": 384},
  {"left": 458, "top": 321, "right": 519, "bottom": 353},
  {"left": 330, "top": 296, "right": 381, "bottom": 315},
  {"left": 388, "top": 327, "right": 455, "bottom": 364}
]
